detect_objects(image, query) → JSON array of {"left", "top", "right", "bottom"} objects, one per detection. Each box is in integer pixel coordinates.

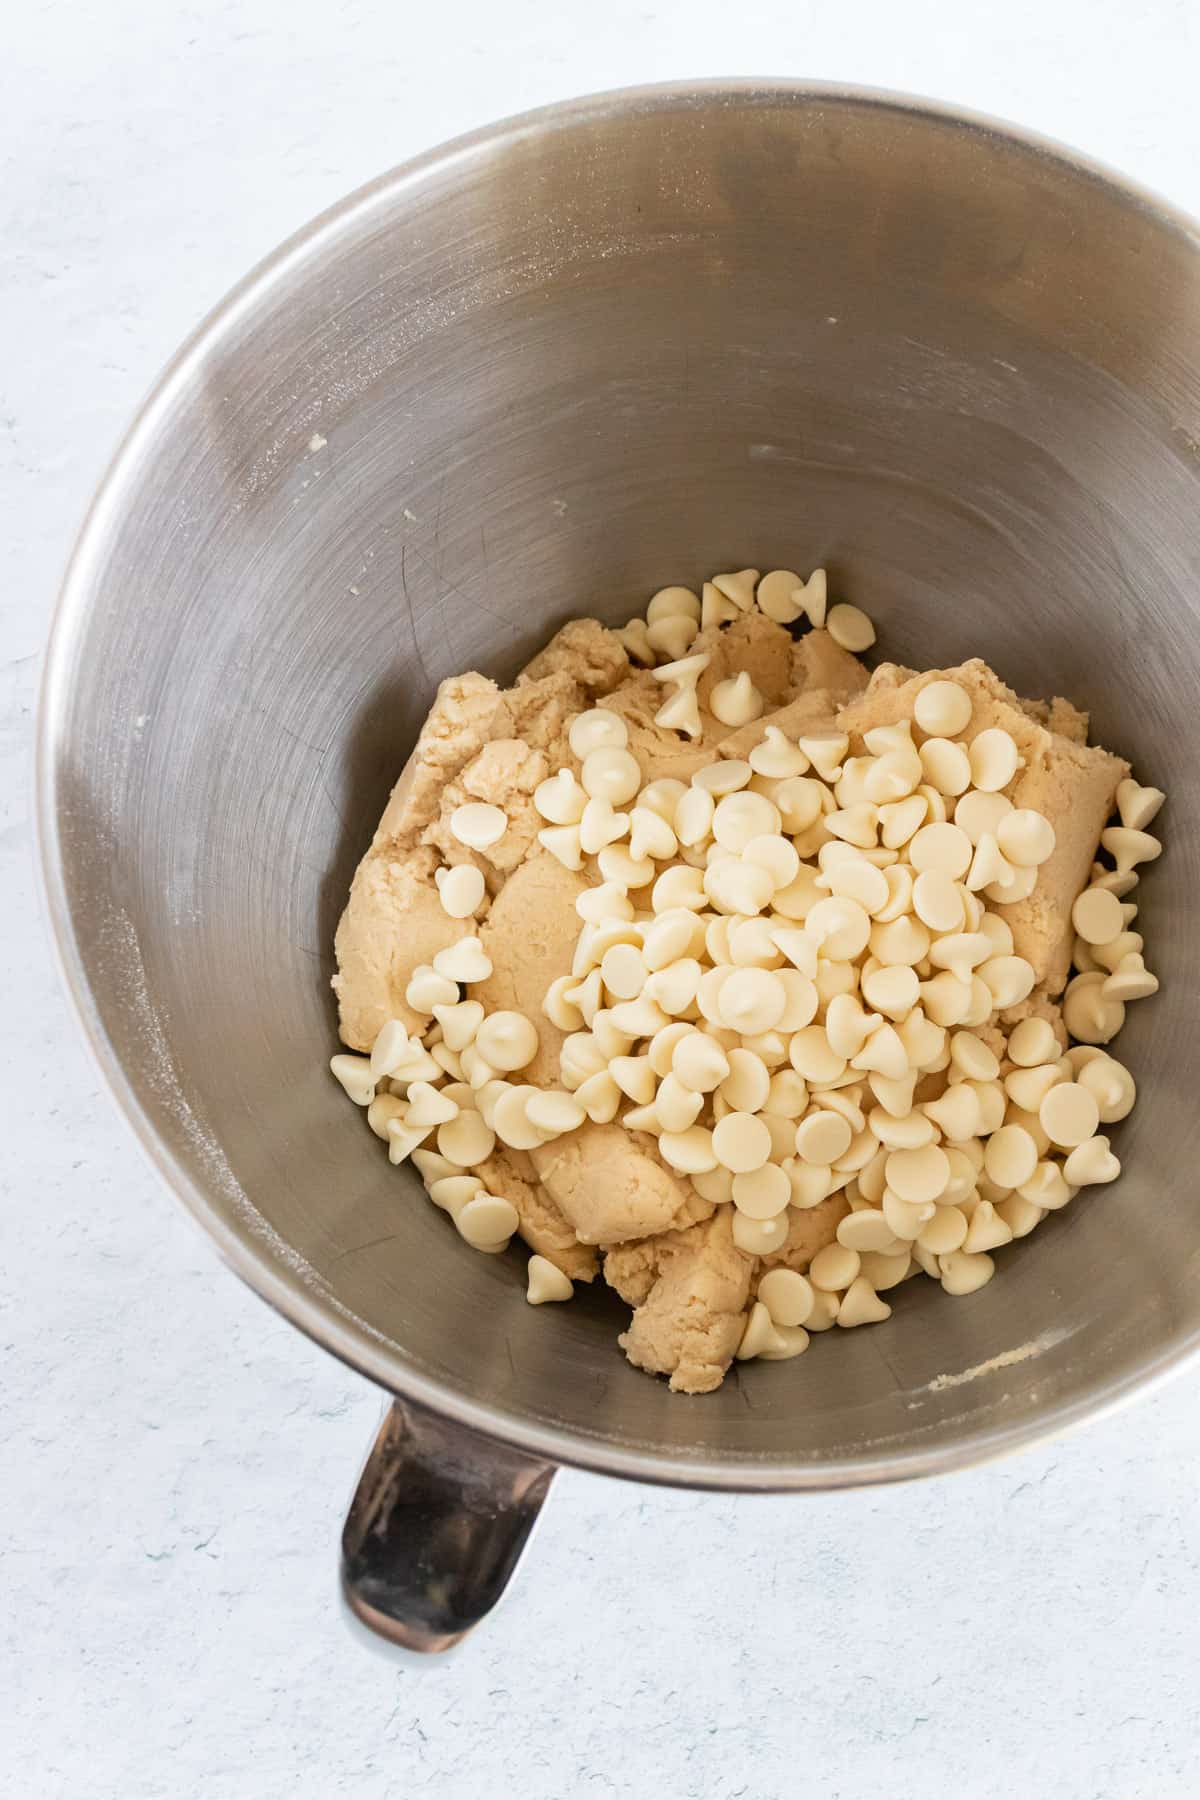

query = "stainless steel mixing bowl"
[{"left": 39, "top": 82, "right": 1200, "bottom": 1651}]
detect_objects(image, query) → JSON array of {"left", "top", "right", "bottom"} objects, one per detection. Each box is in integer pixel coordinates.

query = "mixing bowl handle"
[{"left": 340, "top": 1396, "right": 557, "bottom": 1652}]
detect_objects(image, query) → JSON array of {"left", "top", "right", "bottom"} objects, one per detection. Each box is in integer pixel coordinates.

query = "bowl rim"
[{"left": 36, "top": 77, "right": 1200, "bottom": 1491}]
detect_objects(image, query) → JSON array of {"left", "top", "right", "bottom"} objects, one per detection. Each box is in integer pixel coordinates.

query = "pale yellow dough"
[{"left": 333, "top": 611, "right": 1125, "bottom": 1393}]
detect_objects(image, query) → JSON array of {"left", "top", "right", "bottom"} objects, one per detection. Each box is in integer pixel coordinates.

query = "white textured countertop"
[{"left": 5, "top": 4, "right": 1200, "bottom": 1794}]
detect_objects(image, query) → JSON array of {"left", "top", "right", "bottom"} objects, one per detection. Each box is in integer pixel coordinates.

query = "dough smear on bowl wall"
[{"left": 330, "top": 567, "right": 1162, "bottom": 1392}]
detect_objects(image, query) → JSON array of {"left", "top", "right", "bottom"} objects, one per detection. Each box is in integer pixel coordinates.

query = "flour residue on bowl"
[{"left": 924, "top": 1327, "right": 1073, "bottom": 1393}]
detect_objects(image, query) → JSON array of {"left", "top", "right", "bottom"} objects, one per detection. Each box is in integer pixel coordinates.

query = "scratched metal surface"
[{"left": 41, "top": 86, "right": 1200, "bottom": 1484}]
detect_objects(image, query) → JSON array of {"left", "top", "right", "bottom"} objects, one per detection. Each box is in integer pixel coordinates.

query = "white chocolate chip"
[
  {"left": 742, "top": 833, "right": 801, "bottom": 894},
  {"left": 804, "top": 1245, "right": 857, "bottom": 1295},
  {"left": 657, "top": 1126, "right": 718, "bottom": 1174},
  {"left": 797, "top": 731, "right": 849, "bottom": 782},
  {"left": 860, "top": 964, "right": 919, "bottom": 1021},
  {"left": 757, "top": 1268, "right": 814, "bottom": 1327},
  {"left": 807, "top": 896, "right": 872, "bottom": 960},
  {"left": 834, "top": 1208, "right": 895, "bottom": 1253},
  {"left": 457, "top": 1194, "right": 519, "bottom": 1251},
  {"left": 865, "top": 748, "right": 923, "bottom": 804},
  {"left": 646, "top": 615, "right": 699, "bottom": 661},
  {"left": 474, "top": 1010, "right": 539, "bottom": 1072},
  {"left": 712, "top": 568, "right": 760, "bottom": 610},
  {"left": 703, "top": 858, "right": 775, "bottom": 916},
  {"left": 983, "top": 1124, "right": 1038, "bottom": 1190},
  {"left": 918, "top": 738, "right": 972, "bottom": 797},
  {"left": 403, "top": 1081, "right": 459, "bottom": 1130},
  {"left": 433, "top": 936, "right": 493, "bottom": 984},
  {"left": 1102, "top": 955, "right": 1159, "bottom": 1002},
  {"left": 826, "top": 603, "right": 876, "bottom": 652},
  {"left": 736, "top": 1300, "right": 784, "bottom": 1361},
  {"left": 654, "top": 683, "right": 702, "bottom": 738},
  {"left": 581, "top": 747, "right": 642, "bottom": 806},
  {"left": 1017, "top": 1162, "right": 1075, "bottom": 1210},
  {"left": 524, "top": 1089, "right": 587, "bottom": 1137},
  {"left": 886, "top": 1144, "right": 949, "bottom": 1206},
  {"left": 1100, "top": 826, "right": 1162, "bottom": 875},
  {"left": 954, "top": 789, "right": 1013, "bottom": 844},
  {"left": 996, "top": 808, "right": 1056, "bottom": 868},
  {"left": 435, "top": 863, "right": 487, "bottom": 918},
  {"left": 406, "top": 964, "right": 460, "bottom": 1013},
  {"left": 1090, "top": 930, "right": 1144, "bottom": 974},
  {"left": 1116, "top": 779, "right": 1165, "bottom": 831},
  {"left": 437, "top": 1109, "right": 495, "bottom": 1167},
  {"left": 619, "top": 619, "right": 654, "bottom": 664},
  {"left": 795, "top": 1110, "right": 853, "bottom": 1166},
  {"left": 836, "top": 1276, "right": 892, "bottom": 1327},
  {"left": 534, "top": 768, "right": 589, "bottom": 826},
  {"left": 330, "top": 1053, "right": 376, "bottom": 1105},
  {"left": 1006, "top": 1016, "right": 1059, "bottom": 1066},
  {"left": 978, "top": 954, "right": 1035, "bottom": 1009},
  {"left": 914, "top": 679, "right": 972, "bottom": 737},
  {"left": 1063, "top": 1135, "right": 1121, "bottom": 1186},
  {"left": 428, "top": 1173, "right": 483, "bottom": 1218},
  {"left": 753, "top": 569, "right": 804, "bottom": 623},
  {"left": 910, "top": 869, "right": 965, "bottom": 934},
  {"left": 997, "top": 1195, "right": 1045, "bottom": 1239},
  {"left": 526, "top": 1255, "right": 574, "bottom": 1304},
  {"left": 939, "top": 1250, "right": 995, "bottom": 1295},
  {"left": 646, "top": 585, "right": 701, "bottom": 625},
  {"left": 749, "top": 727, "right": 810, "bottom": 782},
  {"left": 712, "top": 1110, "right": 772, "bottom": 1173},
  {"left": 625, "top": 805, "right": 675, "bottom": 864},
  {"left": 710, "top": 671, "right": 765, "bottom": 727},
  {"left": 693, "top": 759, "right": 755, "bottom": 797},
  {"left": 575, "top": 1069, "right": 623, "bottom": 1124},
  {"left": 367, "top": 1092, "right": 407, "bottom": 1139},
  {"left": 699, "top": 582, "right": 740, "bottom": 629},
  {"left": 369, "top": 1019, "right": 419, "bottom": 1080},
  {"left": 968, "top": 728, "right": 1021, "bottom": 792},
  {"left": 909, "top": 821, "right": 972, "bottom": 879},
  {"left": 1077, "top": 1055, "right": 1136, "bottom": 1123},
  {"left": 1079, "top": 882, "right": 1129, "bottom": 943},
  {"left": 712, "top": 790, "right": 781, "bottom": 851},
  {"left": 984, "top": 862, "right": 1037, "bottom": 905},
  {"left": 431, "top": 1001, "right": 484, "bottom": 1053},
  {"left": 579, "top": 797, "right": 630, "bottom": 855},
  {"left": 917, "top": 1204, "right": 969, "bottom": 1255},
  {"left": 1039, "top": 1081, "right": 1100, "bottom": 1149},
  {"left": 1004, "top": 1062, "right": 1065, "bottom": 1113},
  {"left": 965, "top": 833, "right": 1015, "bottom": 894},
  {"left": 792, "top": 569, "right": 828, "bottom": 628},
  {"left": 538, "top": 824, "right": 584, "bottom": 870},
  {"left": 731, "top": 1163, "right": 792, "bottom": 1218},
  {"left": 449, "top": 801, "right": 507, "bottom": 849},
  {"left": 717, "top": 968, "right": 789, "bottom": 1037},
  {"left": 1063, "top": 971, "right": 1126, "bottom": 1045}
]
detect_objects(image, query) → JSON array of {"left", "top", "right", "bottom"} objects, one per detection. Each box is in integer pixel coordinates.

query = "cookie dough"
[{"left": 331, "top": 569, "right": 1159, "bottom": 1394}]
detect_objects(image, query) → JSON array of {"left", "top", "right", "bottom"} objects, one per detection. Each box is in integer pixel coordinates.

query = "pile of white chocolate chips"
[{"left": 330, "top": 567, "right": 1164, "bottom": 1389}]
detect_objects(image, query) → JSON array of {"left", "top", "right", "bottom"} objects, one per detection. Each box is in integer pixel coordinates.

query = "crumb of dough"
[
  {"left": 791, "top": 628, "right": 872, "bottom": 701},
  {"left": 1021, "top": 693, "right": 1090, "bottom": 745},
  {"left": 516, "top": 617, "right": 630, "bottom": 695},
  {"left": 475, "top": 850, "right": 589, "bottom": 1087},
  {"left": 607, "top": 1207, "right": 753, "bottom": 1394},
  {"left": 530, "top": 1121, "right": 701, "bottom": 1245},
  {"left": 333, "top": 848, "right": 470, "bottom": 1048}
]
